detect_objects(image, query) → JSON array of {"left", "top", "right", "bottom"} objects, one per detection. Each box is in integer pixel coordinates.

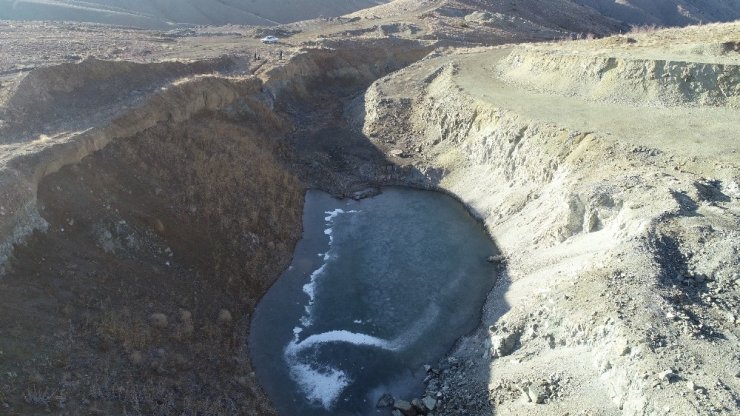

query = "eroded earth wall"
[{"left": 359, "top": 43, "right": 739, "bottom": 415}]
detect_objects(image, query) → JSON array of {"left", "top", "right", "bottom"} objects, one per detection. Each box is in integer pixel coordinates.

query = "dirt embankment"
[
  {"left": 493, "top": 23, "right": 740, "bottom": 108},
  {"left": 497, "top": 44, "right": 740, "bottom": 108},
  {"left": 0, "top": 39, "right": 431, "bottom": 415},
  {"left": 2, "top": 115, "right": 301, "bottom": 415},
  {"left": 1, "top": 56, "right": 240, "bottom": 140},
  {"left": 358, "top": 27, "right": 739, "bottom": 415}
]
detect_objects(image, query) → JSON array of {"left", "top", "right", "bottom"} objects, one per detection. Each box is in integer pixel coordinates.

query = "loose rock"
[
  {"left": 490, "top": 329, "right": 519, "bottom": 357},
  {"left": 376, "top": 393, "right": 394, "bottom": 408},
  {"left": 658, "top": 370, "right": 677, "bottom": 383},
  {"left": 217, "top": 309, "right": 233, "bottom": 325},
  {"left": 394, "top": 399, "right": 416, "bottom": 416},
  {"left": 422, "top": 396, "right": 437, "bottom": 411},
  {"left": 149, "top": 312, "right": 168, "bottom": 328}
]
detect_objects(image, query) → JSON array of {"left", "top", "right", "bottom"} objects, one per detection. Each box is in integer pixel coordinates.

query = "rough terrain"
[
  {"left": 359, "top": 23, "right": 740, "bottom": 415},
  {"left": 0, "top": 1, "right": 738, "bottom": 415}
]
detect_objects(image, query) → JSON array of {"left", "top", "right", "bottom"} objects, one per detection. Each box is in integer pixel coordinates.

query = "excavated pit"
[
  {"left": 0, "top": 40, "right": 445, "bottom": 415},
  {"left": 0, "top": 23, "right": 738, "bottom": 416}
]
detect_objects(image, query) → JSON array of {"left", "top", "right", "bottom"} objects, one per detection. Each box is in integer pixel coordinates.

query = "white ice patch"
[
  {"left": 288, "top": 363, "right": 350, "bottom": 409},
  {"left": 324, "top": 208, "right": 351, "bottom": 222},
  {"left": 286, "top": 208, "right": 368, "bottom": 409},
  {"left": 298, "top": 209, "right": 359, "bottom": 328},
  {"left": 288, "top": 330, "right": 398, "bottom": 353},
  {"left": 284, "top": 312, "right": 439, "bottom": 410},
  {"left": 285, "top": 330, "right": 397, "bottom": 409},
  {"left": 302, "top": 264, "right": 326, "bottom": 303}
]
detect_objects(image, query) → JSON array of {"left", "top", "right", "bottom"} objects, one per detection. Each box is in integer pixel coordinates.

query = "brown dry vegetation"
[{"left": 0, "top": 114, "right": 302, "bottom": 415}]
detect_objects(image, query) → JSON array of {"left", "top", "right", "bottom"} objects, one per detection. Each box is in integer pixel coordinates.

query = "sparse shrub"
[
  {"left": 217, "top": 309, "right": 233, "bottom": 325},
  {"left": 98, "top": 311, "right": 152, "bottom": 350},
  {"left": 629, "top": 24, "right": 662, "bottom": 34},
  {"left": 23, "top": 385, "right": 56, "bottom": 407},
  {"left": 148, "top": 312, "right": 168, "bottom": 329},
  {"left": 178, "top": 309, "right": 192, "bottom": 322},
  {"left": 129, "top": 350, "right": 144, "bottom": 366}
]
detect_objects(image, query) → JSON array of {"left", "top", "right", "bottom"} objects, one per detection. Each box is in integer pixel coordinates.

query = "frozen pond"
[{"left": 249, "top": 188, "right": 498, "bottom": 415}]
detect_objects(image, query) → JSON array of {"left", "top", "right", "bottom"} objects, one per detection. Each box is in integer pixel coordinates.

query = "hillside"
[
  {"left": 0, "top": 0, "right": 390, "bottom": 28},
  {"left": 2, "top": 0, "right": 740, "bottom": 29},
  {"left": 574, "top": 0, "right": 740, "bottom": 26}
]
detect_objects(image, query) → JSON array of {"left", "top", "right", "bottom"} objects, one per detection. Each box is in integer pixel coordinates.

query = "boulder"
[
  {"left": 394, "top": 399, "right": 416, "bottom": 416},
  {"left": 422, "top": 396, "right": 437, "bottom": 411},
  {"left": 526, "top": 384, "right": 546, "bottom": 404},
  {"left": 490, "top": 330, "right": 519, "bottom": 357},
  {"left": 376, "top": 393, "right": 394, "bottom": 408}
]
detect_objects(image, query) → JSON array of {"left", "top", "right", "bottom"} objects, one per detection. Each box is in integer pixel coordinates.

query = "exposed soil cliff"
[
  {"left": 496, "top": 24, "right": 740, "bottom": 108},
  {"left": 0, "top": 38, "right": 431, "bottom": 415},
  {"left": 358, "top": 25, "right": 739, "bottom": 415}
]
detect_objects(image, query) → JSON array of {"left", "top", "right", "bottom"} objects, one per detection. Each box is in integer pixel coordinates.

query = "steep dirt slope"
[
  {"left": 0, "top": 36, "right": 431, "bottom": 414},
  {"left": 359, "top": 23, "right": 739, "bottom": 415},
  {"left": 497, "top": 23, "right": 740, "bottom": 108},
  {"left": 1, "top": 115, "right": 301, "bottom": 415},
  {"left": 354, "top": 0, "right": 740, "bottom": 34}
]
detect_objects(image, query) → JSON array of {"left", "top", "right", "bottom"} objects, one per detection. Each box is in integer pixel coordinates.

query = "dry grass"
[
  {"left": 98, "top": 311, "right": 153, "bottom": 351},
  {"left": 628, "top": 24, "right": 663, "bottom": 34},
  {"left": 0, "top": 114, "right": 297, "bottom": 415}
]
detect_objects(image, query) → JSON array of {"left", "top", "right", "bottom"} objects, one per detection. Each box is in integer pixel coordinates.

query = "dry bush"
[
  {"left": 97, "top": 311, "right": 152, "bottom": 351},
  {"left": 629, "top": 24, "right": 663, "bottom": 34},
  {"left": 23, "top": 385, "right": 58, "bottom": 407}
]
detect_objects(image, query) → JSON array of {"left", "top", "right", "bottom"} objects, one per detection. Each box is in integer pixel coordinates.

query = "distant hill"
[
  {"left": 0, "top": 0, "right": 390, "bottom": 28},
  {"left": 449, "top": 0, "right": 740, "bottom": 29},
  {"left": 1, "top": 0, "right": 737, "bottom": 31},
  {"left": 572, "top": 0, "right": 740, "bottom": 26}
]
